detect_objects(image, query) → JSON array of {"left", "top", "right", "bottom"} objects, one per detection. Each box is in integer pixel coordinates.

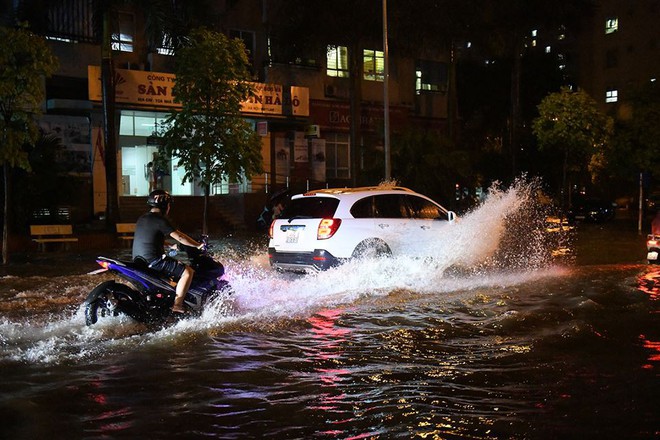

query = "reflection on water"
[
  {"left": 0, "top": 180, "right": 658, "bottom": 439},
  {"left": 637, "top": 268, "right": 660, "bottom": 301}
]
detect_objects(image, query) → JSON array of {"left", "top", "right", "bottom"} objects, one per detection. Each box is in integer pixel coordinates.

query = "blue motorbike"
[{"left": 84, "top": 237, "right": 231, "bottom": 326}]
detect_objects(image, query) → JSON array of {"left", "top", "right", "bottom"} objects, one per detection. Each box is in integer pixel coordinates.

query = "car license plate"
[
  {"left": 286, "top": 229, "right": 300, "bottom": 243},
  {"left": 648, "top": 251, "right": 658, "bottom": 261}
]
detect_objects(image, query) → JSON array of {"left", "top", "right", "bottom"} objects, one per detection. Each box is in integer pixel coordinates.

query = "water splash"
[{"left": 0, "top": 178, "right": 570, "bottom": 364}]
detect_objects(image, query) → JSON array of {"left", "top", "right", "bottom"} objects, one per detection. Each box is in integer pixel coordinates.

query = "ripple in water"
[{"left": 0, "top": 178, "right": 571, "bottom": 364}]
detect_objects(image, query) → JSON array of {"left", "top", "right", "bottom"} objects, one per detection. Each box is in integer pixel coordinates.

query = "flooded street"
[{"left": 0, "top": 187, "right": 658, "bottom": 439}]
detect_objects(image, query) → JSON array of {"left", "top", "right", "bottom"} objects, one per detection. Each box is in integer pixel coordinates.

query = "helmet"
[{"left": 147, "top": 189, "right": 172, "bottom": 210}]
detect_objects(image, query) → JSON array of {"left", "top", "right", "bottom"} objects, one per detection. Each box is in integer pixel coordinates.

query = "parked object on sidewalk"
[
  {"left": 84, "top": 236, "right": 232, "bottom": 326},
  {"left": 30, "top": 224, "right": 78, "bottom": 251},
  {"left": 115, "top": 222, "right": 136, "bottom": 246}
]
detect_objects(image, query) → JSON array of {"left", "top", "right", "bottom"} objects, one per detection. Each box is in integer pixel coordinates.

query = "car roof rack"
[{"left": 305, "top": 186, "right": 414, "bottom": 195}]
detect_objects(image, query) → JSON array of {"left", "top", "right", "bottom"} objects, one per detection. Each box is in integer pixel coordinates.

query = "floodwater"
[{"left": 0, "top": 183, "right": 658, "bottom": 439}]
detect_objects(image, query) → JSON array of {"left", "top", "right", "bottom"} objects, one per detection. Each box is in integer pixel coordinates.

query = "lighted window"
[
  {"left": 327, "top": 45, "right": 349, "bottom": 77},
  {"left": 119, "top": 111, "right": 170, "bottom": 136},
  {"left": 363, "top": 49, "right": 384, "bottom": 81},
  {"left": 545, "top": 46, "right": 552, "bottom": 54},
  {"left": 558, "top": 25, "right": 566, "bottom": 40},
  {"left": 112, "top": 12, "right": 134, "bottom": 52},
  {"left": 157, "top": 34, "right": 174, "bottom": 56},
  {"left": 326, "top": 132, "right": 350, "bottom": 179},
  {"left": 606, "top": 89, "right": 618, "bottom": 103},
  {"left": 606, "top": 17, "right": 619, "bottom": 34},
  {"left": 415, "top": 60, "right": 447, "bottom": 94}
]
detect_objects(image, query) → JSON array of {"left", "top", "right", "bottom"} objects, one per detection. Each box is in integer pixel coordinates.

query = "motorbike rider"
[{"left": 132, "top": 189, "right": 204, "bottom": 314}]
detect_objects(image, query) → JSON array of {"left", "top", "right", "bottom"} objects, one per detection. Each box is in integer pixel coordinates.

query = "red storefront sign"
[{"left": 309, "top": 99, "right": 409, "bottom": 132}]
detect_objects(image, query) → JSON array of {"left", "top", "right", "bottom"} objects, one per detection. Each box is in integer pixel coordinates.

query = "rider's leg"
[{"left": 172, "top": 266, "right": 194, "bottom": 313}]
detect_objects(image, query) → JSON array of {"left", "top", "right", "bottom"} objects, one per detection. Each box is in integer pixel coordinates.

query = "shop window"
[
  {"left": 326, "top": 133, "right": 350, "bottom": 179},
  {"left": 119, "top": 111, "right": 168, "bottom": 136},
  {"left": 363, "top": 49, "right": 384, "bottom": 81},
  {"left": 327, "top": 45, "right": 349, "bottom": 77}
]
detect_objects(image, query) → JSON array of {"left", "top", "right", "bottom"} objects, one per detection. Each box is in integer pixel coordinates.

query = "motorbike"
[
  {"left": 647, "top": 234, "right": 660, "bottom": 264},
  {"left": 84, "top": 236, "right": 231, "bottom": 326}
]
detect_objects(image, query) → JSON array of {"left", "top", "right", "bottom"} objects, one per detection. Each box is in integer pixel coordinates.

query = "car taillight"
[
  {"left": 268, "top": 220, "right": 275, "bottom": 239},
  {"left": 317, "top": 218, "right": 341, "bottom": 240}
]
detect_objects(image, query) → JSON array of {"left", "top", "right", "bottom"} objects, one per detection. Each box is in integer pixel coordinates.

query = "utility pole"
[{"left": 383, "top": 0, "right": 391, "bottom": 180}]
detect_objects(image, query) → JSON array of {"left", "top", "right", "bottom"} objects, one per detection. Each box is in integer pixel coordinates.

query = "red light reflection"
[
  {"left": 85, "top": 368, "right": 134, "bottom": 434},
  {"left": 637, "top": 270, "right": 660, "bottom": 301},
  {"left": 640, "top": 334, "right": 660, "bottom": 370},
  {"left": 306, "top": 309, "right": 353, "bottom": 426}
]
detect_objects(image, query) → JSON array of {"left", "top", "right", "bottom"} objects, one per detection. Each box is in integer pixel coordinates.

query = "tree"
[
  {"left": 588, "top": 82, "right": 660, "bottom": 201},
  {"left": 158, "top": 28, "right": 263, "bottom": 234},
  {"left": 532, "top": 87, "right": 613, "bottom": 208},
  {"left": 0, "top": 24, "right": 58, "bottom": 264},
  {"left": 90, "top": 0, "right": 217, "bottom": 228},
  {"left": 469, "top": 0, "right": 595, "bottom": 178},
  {"left": 387, "top": 128, "right": 472, "bottom": 207}
]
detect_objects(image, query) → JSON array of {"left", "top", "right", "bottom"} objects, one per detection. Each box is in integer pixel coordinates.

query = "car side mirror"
[{"left": 447, "top": 211, "right": 456, "bottom": 223}]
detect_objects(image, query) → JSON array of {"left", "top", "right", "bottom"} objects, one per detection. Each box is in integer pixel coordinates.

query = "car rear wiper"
[{"left": 287, "top": 215, "right": 314, "bottom": 223}]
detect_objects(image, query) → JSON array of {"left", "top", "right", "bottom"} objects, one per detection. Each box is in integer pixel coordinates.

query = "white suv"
[{"left": 268, "top": 186, "right": 456, "bottom": 271}]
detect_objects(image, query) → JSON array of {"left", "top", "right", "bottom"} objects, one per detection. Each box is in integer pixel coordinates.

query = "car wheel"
[{"left": 352, "top": 238, "right": 391, "bottom": 259}]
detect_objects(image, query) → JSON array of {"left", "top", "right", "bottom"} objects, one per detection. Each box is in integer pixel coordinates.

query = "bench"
[
  {"left": 116, "top": 223, "right": 136, "bottom": 246},
  {"left": 30, "top": 224, "right": 78, "bottom": 251}
]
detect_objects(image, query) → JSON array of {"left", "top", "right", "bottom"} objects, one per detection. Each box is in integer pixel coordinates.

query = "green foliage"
[
  {"left": 370, "top": 128, "right": 473, "bottom": 204},
  {"left": 158, "top": 27, "right": 263, "bottom": 189},
  {"left": 0, "top": 25, "right": 58, "bottom": 170},
  {"left": 608, "top": 82, "right": 660, "bottom": 181},
  {"left": 533, "top": 87, "right": 613, "bottom": 173},
  {"left": 13, "top": 134, "right": 81, "bottom": 226}
]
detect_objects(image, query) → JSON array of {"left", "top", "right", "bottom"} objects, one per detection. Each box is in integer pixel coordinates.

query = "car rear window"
[{"left": 279, "top": 197, "right": 340, "bottom": 219}]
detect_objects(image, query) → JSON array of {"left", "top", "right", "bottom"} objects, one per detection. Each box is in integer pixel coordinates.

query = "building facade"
[
  {"left": 575, "top": 0, "right": 660, "bottom": 116},
  {"left": 1, "top": 0, "right": 451, "bottom": 225}
]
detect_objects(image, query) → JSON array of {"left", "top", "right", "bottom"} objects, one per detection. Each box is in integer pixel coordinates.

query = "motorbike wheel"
[{"left": 85, "top": 281, "right": 119, "bottom": 326}]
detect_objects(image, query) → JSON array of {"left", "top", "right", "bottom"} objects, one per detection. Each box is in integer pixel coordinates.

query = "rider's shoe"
[{"left": 172, "top": 304, "right": 185, "bottom": 314}]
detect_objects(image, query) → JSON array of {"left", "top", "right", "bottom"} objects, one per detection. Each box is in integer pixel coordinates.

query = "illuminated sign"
[{"left": 88, "top": 66, "right": 309, "bottom": 116}]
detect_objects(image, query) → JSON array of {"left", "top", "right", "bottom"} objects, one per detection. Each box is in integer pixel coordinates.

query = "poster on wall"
[
  {"left": 274, "top": 137, "right": 290, "bottom": 184},
  {"left": 293, "top": 131, "right": 308, "bottom": 163},
  {"left": 311, "top": 139, "right": 326, "bottom": 182},
  {"left": 39, "top": 115, "right": 92, "bottom": 175},
  {"left": 91, "top": 125, "right": 107, "bottom": 214}
]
